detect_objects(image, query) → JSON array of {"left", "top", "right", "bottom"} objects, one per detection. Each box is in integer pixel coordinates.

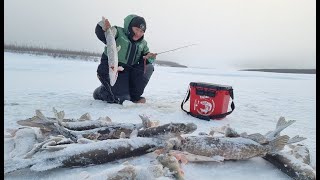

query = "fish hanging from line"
[{"left": 102, "top": 16, "right": 124, "bottom": 86}]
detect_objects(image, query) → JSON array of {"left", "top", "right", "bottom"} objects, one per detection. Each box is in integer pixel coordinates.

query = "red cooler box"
[{"left": 181, "top": 82, "right": 235, "bottom": 120}]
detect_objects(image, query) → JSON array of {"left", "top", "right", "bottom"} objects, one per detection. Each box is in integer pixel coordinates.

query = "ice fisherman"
[{"left": 93, "top": 14, "right": 157, "bottom": 104}]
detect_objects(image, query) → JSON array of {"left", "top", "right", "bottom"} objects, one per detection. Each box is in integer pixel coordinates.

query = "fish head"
[{"left": 156, "top": 153, "right": 184, "bottom": 179}]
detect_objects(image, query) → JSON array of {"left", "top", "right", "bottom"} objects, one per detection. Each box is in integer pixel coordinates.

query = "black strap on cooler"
[{"left": 181, "top": 87, "right": 235, "bottom": 121}]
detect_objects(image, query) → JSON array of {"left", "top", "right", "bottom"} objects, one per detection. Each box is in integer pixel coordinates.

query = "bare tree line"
[
  {"left": 4, "top": 43, "right": 188, "bottom": 67},
  {"left": 4, "top": 43, "right": 101, "bottom": 62}
]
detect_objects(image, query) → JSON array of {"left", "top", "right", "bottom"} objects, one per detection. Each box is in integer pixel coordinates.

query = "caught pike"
[
  {"left": 210, "top": 117, "right": 313, "bottom": 179},
  {"left": 138, "top": 123, "right": 197, "bottom": 139},
  {"left": 58, "top": 118, "right": 112, "bottom": 131},
  {"left": 263, "top": 144, "right": 316, "bottom": 180},
  {"left": 16, "top": 109, "right": 112, "bottom": 136},
  {"left": 4, "top": 137, "right": 163, "bottom": 174},
  {"left": 102, "top": 16, "right": 124, "bottom": 86},
  {"left": 54, "top": 121, "right": 143, "bottom": 142},
  {"left": 55, "top": 121, "right": 196, "bottom": 142},
  {"left": 168, "top": 135, "right": 289, "bottom": 160}
]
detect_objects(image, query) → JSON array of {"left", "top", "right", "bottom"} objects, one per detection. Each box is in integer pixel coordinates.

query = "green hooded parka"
[{"left": 103, "top": 14, "right": 150, "bottom": 65}]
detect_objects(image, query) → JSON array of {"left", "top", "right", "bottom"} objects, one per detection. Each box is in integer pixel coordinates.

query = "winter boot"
[{"left": 132, "top": 97, "right": 146, "bottom": 103}]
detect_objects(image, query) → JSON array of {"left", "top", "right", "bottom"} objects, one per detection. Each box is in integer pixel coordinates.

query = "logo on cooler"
[{"left": 194, "top": 96, "right": 215, "bottom": 116}]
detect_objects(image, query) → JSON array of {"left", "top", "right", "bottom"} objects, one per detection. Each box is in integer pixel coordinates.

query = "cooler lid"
[{"left": 190, "top": 82, "right": 233, "bottom": 90}]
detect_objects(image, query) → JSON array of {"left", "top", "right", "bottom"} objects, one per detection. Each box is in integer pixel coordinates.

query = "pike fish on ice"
[
  {"left": 4, "top": 137, "right": 163, "bottom": 174},
  {"left": 264, "top": 144, "right": 316, "bottom": 180},
  {"left": 168, "top": 135, "right": 289, "bottom": 161}
]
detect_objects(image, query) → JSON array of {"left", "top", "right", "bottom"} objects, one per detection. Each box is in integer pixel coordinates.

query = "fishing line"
[
  {"left": 156, "top": 43, "right": 198, "bottom": 55},
  {"left": 117, "top": 43, "right": 198, "bottom": 73}
]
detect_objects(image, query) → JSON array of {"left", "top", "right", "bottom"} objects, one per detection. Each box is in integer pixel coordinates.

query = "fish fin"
[
  {"left": 287, "top": 135, "right": 307, "bottom": 144},
  {"left": 275, "top": 119, "right": 296, "bottom": 134},
  {"left": 52, "top": 107, "right": 65, "bottom": 121},
  {"left": 269, "top": 135, "right": 290, "bottom": 153},
  {"left": 265, "top": 118, "right": 296, "bottom": 138},
  {"left": 208, "top": 130, "right": 215, "bottom": 136},
  {"left": 276, "top": 116, "right": 286, "bottom": 128},
  {"left": 225, "top": 127, "right": 240, "bottom": 137},
  {"left": 116, "top": 45, "right": 121, "bottom": 52},
  {"left": 35, "top": 109, "right": 48, "bottom": 120},
  {"left": 35, "top": 110, "right": 56, "bottom": 123},
  {"left": 79, "top": 113, "right": 91, "bottom": 121},
  {"left": 119, "top": 132, "right": 126, "bottom": 139},
  {"left": 129, "top": 129, "right": 138, "bottom": 138},
  {"left": 98, "top": 116, "right": 112, "bottom": 122},
  {"left": 247, "top": 133, "right": 268, "bottom": 144},
  {"left": 139, "top": 114, "right": 151, "bottom": 128},
  {"left": 277, "top": 118, "right": 295, "bottom": 130}
]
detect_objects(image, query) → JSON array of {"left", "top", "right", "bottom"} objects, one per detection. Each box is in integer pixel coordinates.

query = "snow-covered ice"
[{"left": 4, "top": 52, "right": 316, "bottom": 179}]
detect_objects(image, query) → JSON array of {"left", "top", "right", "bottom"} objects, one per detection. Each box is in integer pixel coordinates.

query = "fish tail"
[
  {"left": 275, "top": 117, "right": 296, "bottom": 132},
  {"left": 267, "top": 117, "right": 296, "bottom": 138},
  {"left": 52, "top": 107, "right": 65, "bottom": 122},
  {"left": 275, "top": 116, "right": 286, "bottom": 128},
  {"left": 269, "top": 135, "right": 290, "bottom": 153}
]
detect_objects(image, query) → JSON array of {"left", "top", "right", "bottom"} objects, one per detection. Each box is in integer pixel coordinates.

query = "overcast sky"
[{"left": 4, "top": 0, "right": 316, "bottom": 69}]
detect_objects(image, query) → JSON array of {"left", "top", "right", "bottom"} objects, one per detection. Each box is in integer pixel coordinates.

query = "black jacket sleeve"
[{"left": 95, "top": 24, "right": 107, "bottom": 44}]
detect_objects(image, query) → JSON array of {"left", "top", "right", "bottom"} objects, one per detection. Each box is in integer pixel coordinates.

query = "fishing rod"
[
  {"left": 121, "top": 43, "right": 198, "bottom": 73},
  {"left": 156, "top": 43, "right": 198, "bottom": 55}
]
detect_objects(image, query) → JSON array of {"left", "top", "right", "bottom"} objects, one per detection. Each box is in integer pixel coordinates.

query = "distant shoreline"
[
  {"left": 240, "top": 69, "right": 316, "bottom": 74},
  {"left": 4, "top": 44, "right": 315, "bottom": 73},
  {"left": 4, "top": 44, "right": 187, "bottom": 68}
]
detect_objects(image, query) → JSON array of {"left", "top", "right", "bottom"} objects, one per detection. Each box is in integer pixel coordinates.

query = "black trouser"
[
  {"left": 93, "top": 54, "right": 154, "bottom": 104},
  {"left": 129, "top": 62, "right": 154, "bottom": 102}
]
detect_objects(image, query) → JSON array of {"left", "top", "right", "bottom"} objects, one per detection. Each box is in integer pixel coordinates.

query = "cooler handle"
[
  {"left": 181, "top": 87, "right": 235, "bottom": 121},
  {"left": 180, "top": 87, "right": 211, "bottom": 121}
]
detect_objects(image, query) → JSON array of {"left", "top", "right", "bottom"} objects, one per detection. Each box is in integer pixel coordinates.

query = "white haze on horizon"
[{"left": 4, "top": 0, "right": 316, "bottom": 69}]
